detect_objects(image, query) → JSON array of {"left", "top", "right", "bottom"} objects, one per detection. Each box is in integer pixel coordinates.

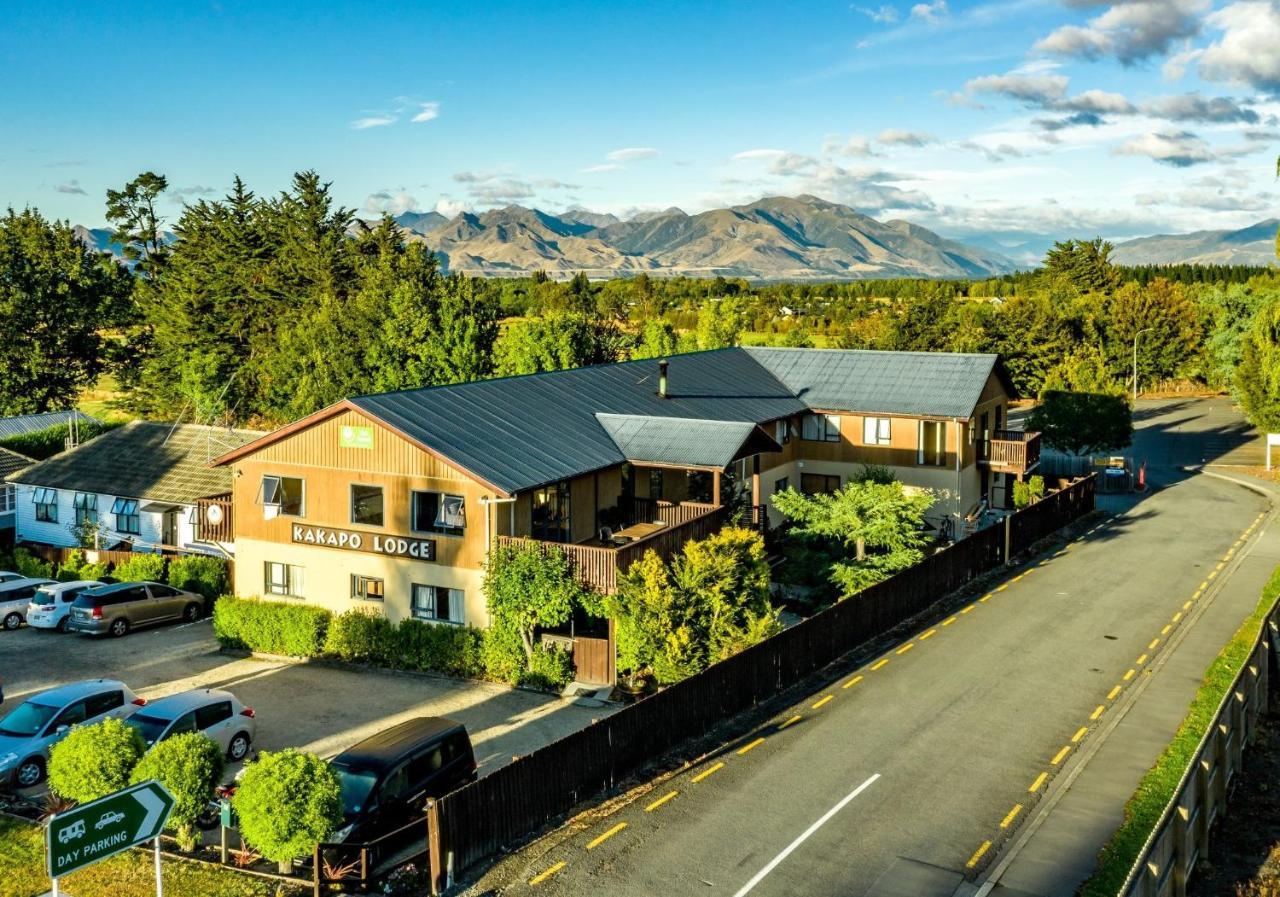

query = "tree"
[
  {"left": 0, "top": 208, "right": 130, "bottom": 414},
  {"left": 492, "top": 312, "right": 622, "bottom": 375},
  {"left": 1103, "top": 278, "right": 1201, "bottom": 387},
  {"left": 772, "top": 481, "right": 935, "bottom": 595},
  {"left": 631, "top": 319, "right": 680, "bottom": 360},
  {"left": 105, "top": 171, "right": 170, "bottom": 276},
  {"left": 232, "top": 749, "right": 342, "bottom": 873},
  {"left": 48, "top": 718, "right": 145, "bottom": 803},
  {"left": 130, "top": 733, "right": 225, "bottom": 851},
  {"left": 1236, "top": 294, "right": 1280, "bottom": 432},
  {"left": 985, "top": 294, "right": 1076, "bottom": 397},
  {"left": 692, "top": 297, "right": 744, "bottom": 350},
  {"left": 1040, "top": 238, "right": 1121, "bottom": 296},
  {"left": 483, "top": 541, "right": 587, "bottom": 666},
  {"left": 1041, "top": 346, "right": 1124, "bottom": 396},
  {"left": 1026, "top": 390, "right": 1133, "bottom": 456}
]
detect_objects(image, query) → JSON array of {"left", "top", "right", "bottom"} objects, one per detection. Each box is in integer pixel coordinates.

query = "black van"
[{"left": 329, "top": 717, "right": 477, "bottom": 844}]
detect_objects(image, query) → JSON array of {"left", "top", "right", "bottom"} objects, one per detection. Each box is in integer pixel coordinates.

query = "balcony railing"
[
  {"left": 193, "top": 494, "right": 234, "bottom": 543},
  {"left": 978, "top": 429, "right": 1042, "bottom": 475}
]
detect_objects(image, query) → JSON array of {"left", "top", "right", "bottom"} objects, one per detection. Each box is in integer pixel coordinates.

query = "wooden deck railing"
[
  {"left": 979, "top": 430, "right": 1042, "bottom": 475},
  {"left": 194, "top": 494, "right": 234, "bottom": 543}
]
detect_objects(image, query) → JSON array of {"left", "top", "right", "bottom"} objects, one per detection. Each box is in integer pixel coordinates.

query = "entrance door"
[{"left": 162, "top": 508, "right": 179, "bottom": 547}]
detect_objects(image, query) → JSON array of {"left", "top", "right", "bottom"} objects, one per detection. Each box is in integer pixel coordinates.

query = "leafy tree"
[
  {"left": 772, "top": 481, "right": 934, "bottom": 595},
  {"left": 483, "top": 540, "right": 588, "bottom": 666},
  {"left": 631, "top": 319, "right": 680, "bottom": 360},
  {"left": 1103, "top": 278, "right": 1201, "bottom": 387},
  {"left": 232, "top": 749, "right": 342, "bottom": 872},
  {"left": 692, "top": 297, "right": 744, "bottom": 350},
  {"left": 985, "top": 294, "right": 1075, "bottom": 397},
  {"left": 1012, "top": 474, "right": 1046, "bottom": 509},
  {"left": 105, "top": 171, "right": 170, "bottom": 276},
  {"left": 492, "top": 312, "right": 622, "bottom": 375},
  {"left": 1041, "top": 238, "right": 1121, "bottom": 296},
  {"left": 1041, "top": 346, "right": 1124, "bottom": 396},
  {"left": 130, "top": 733, "right": 225, "bottom": 851},
  {"left": 1027, "top": 390, "right": 1133, "bottom": 456},
  {"left": 1236, "top": 295, "right": 1280, "bottom": 432},
  {"left": 48, "top": 718, "right": 145, "bottom": 803},
  {"left": 0, "top": 209, "right": 130, "bottom": 414}
]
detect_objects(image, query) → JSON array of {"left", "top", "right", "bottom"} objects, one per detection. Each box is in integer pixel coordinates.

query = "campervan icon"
[{"left": 57, "top": 819, "right": 85, "bottom": 844}]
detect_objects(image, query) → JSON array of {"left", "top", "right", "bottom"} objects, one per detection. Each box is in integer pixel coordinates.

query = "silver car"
[
  {"left": 0, "top": 578, "right": 58, "bottom": 630},
  {"left": 68, "top": 580, "right": 206, "bottom": 637},
  {"left": 125, "top": 688, "right": 256, "bottom": 761},
  {"left": 0, "top": 679, "right": 145, "bottom": 788}
]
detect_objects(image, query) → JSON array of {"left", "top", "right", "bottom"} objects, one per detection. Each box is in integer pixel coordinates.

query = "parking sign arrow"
[{"left": 134, "top": 785, "right": 169, "bottom": 841}]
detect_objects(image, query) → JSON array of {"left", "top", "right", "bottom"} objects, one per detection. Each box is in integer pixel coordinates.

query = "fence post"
[
  {"left": 1003, "top": 513, "right": 1013, "bottom": 565},
  {"left": 313, "top": 845, "right": 323, "bottom": 897},
  {"left": 426, "top": 799, "right": 446, "bottom": 895}
]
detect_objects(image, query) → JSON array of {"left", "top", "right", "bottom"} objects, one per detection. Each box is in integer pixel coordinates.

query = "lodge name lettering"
[{"left": 291, "top": 524, "right": 437, "bottom": 560}]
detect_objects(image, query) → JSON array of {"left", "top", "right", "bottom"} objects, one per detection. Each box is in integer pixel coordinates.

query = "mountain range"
[{"left": 1111, "top": 220, "right": 1279, "bottom": 267}]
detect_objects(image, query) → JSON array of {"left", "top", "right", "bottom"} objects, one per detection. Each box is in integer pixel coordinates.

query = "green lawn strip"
[
  {"left": 1080, "top": 565, "right": 1280, "bottom": 897},
  {"left": 0, "top": 817, "right": 299, "bottom": 897}
]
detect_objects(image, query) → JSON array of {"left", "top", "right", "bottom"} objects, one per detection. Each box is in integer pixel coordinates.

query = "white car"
[
  {"left": 0, "top": 572, "right": 26, "bottom": 585},
  {"left": 95, "top": 810, "right": 125, "bottom": 830},
  {"left": 125, "top": 689, "right": 257, "bottom": 761},
  {"left": 0, "top": 578, "right": 57, "bottom": 630},
  {"left": 26, "top": 581, "right": 102, "bottom": 633}
]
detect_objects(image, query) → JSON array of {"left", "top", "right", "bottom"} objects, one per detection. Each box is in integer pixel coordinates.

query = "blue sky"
[{"left": 2, "top": 0, "right": 1276, "bottom": 244}]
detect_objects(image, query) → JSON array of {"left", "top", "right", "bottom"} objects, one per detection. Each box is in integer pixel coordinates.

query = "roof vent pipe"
[{"left": 658, "top": 359, "right": 669, "bottom": 398}]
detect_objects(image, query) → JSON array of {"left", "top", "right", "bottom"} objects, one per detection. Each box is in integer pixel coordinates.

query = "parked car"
[
  {"left": 125, "top": 688, "right": 256, "bottom": 761},
  {"left": 68, "top": 581, "right": 206, "bottom": 637},
  {"left": 26, "top": 581, "right": 103, "bottom": 633},
  {"left": 329, "top": 717, "right": 476, "bottom": 844},
  {"left": 0, "top": 578, "right": 58, "bottom": 630},
  {"left": 0, "top": 679, "right": 145, "bottom": 788},
  {"left": 0, "top": 572, "right": 26, "bottom": 585}
]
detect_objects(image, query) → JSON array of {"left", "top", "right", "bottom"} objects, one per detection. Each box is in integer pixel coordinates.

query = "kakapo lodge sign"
[{"left": 291, "top": 524, "right": 437, "bottom": 561}]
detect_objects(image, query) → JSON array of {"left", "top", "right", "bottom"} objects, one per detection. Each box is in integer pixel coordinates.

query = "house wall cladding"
[
  {"left": 432, "top": 475, "right": 1097, "bottom": 878},
  {"left": 11, "top": 485, "right": 201, "bottom": 552}
]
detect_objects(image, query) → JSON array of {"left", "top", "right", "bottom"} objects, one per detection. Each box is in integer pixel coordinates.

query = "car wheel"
[
  {"left": 3, "top": 613, "right": 21, "bottom": 631},
  {"left": 182, "top": 603, "right": 201, "bottom": 623},
  {"left": 16, "top": 757, "right": 45, "bottom": 788},
  {"left": 55, "top": 617, "right": 69, "bottom": 633},
  {"left": 110, "top": 618, "right": 130, "bottom": 638},
  {"left": 227, "top": 732, "right": 251, "bottom": 761}
]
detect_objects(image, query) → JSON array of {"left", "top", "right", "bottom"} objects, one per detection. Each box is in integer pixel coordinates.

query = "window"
[
  {"left": 531, "top": 481, "right": 571, "bottom": 543},
  {"left": 775, "top": 419, "right": 790, "bottom": 444},
  {"left": 50, "top": 700, "right": 87, "bottom": 732},
  {"left": 0, "top": 485, "right": 13, "bottom": 514},
  {"left": 352, "top": 574, "right": 384, "bottom": 602},
  {"left": 167, "top": 711, "right": 198, "bottom": 737},
  {"left": 195, "top": 701, "right": 232, "bottom": 730},
  {"left": 774, "top": 476, "right": 790, "bottom": 494},
  {"left": 801, "top": 414, "right": 841, "bottom": 442},
  {"left": 73, "top": 492, "right": 98, "bottom": 526},
  {"left": 408, "top": 746, "right": 444, "bottom": 784},
  {"left": 111, "top": 497, "right": 140, "bottom": 534},
  {"left": 919, "top": 420, "right": 947, "bottom": 467},
  {"left": 801, "top": 473, "right": 841, "bottom": 495},
  {"left": 147, "top": 584, "right": 180, "bottom": 598},
  {"left": 264, "top": 562, "right": 304, "bottom": 598},
  {"left": 648, "top": 469, "right": 664, "bottom": 501},
  {"left": 33, "top": 487, "right": 58, "bottom": 523},
  {"left": 261, "top": 475, "right": 305, "bottom": 516},
  {"left": 84, "top": 690, "right": 124, "bottom": 718},
  {"left": 351, "top": 484, "right": 384, "bottom": 527},
  {"left": 862, "top": 417, "right": 891, "bottom": 446},
  {"left": 412, "top": 491, "right": 465, "bottom": 536},
  {"left": 412, "top": 584, "right": 464, "bottom": 624}
]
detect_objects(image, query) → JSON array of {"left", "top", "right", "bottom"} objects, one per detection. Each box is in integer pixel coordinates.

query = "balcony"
[
  {"left": 193, "top": 494, "right": 234, "bottom": 543},
  {"left": 978, "top": 429, "right": 1042, "bottom": 476}
]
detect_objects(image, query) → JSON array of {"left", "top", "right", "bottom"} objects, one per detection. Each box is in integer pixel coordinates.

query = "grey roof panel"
[
  {"left": 0, "top": 410, "right": 99, "bottom": 440},
  {"left": 0, "top": 448, "right": 33, "bottom": 479},
  {"left": 596, "top": 414, "right": 775, "bottom": 469}
]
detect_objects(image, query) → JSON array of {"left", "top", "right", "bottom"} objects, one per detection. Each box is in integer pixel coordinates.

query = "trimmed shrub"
[
  {"left": 167, "top": 555, "right": 230, "bottom": 601},
  {"left": 130, "top": 733, "right": 225, "bottom": 851},
  {"left": 519, "top": 644, "right": 575, "bottom": 691},
  {"left": 323, "top": 609, "right": 396, "bottom": 664},
  {"left": 213, "top": 596, "right": 330, "bottom": 657},
  {"left": 78, "top": 561, "right": 109, "bottom": 582},
  {"left": 48, "top": 718, "right": 145, "bottom": 803},
  {"left": 392, "top": 620, "right": 486, "bottom": 679},
  {"left": 0, "top": 420, "right": 118, "bottom": 461},
  {"left": 12, "top": 548, "right": 53, "bottom": 580},
  {"left": 232, "top": 749, "right": 342, "bottom": 871},
  {"left": 112, "top": 552, "right": 166, "bottom": 583}
]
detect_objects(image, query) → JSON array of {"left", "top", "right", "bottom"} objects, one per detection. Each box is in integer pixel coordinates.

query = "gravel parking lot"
[{"left": 0, "top": 618, "right": 612, "bottom": 781}]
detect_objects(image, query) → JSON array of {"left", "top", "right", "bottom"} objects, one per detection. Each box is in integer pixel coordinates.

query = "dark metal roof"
[
  {"left": 8, "top": 422, "right": 261, "bottom": 504},
  {"left": 596, "top": 414, "right": 781, "bottom": 469},
  {"left": 332, "top": 716, "right": 466, "bottom": 768},
  {"left": 0, "top": 448, "right": 33, "bottom": 479},
  {"left": 0, "top": 410, "right": 99, "bottom": 440}
]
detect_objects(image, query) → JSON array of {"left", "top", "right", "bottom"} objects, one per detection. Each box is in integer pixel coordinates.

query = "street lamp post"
[{"left": 1132, "top": 327, "right": 1155, "bottom": 404}]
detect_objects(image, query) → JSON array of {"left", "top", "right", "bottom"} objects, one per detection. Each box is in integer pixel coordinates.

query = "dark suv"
[
  {"left": 68, "top": 581, "right": 205, "bottom": 637},
  {"left": 329, "top": 717, "right": 476, "bottom": 844}
]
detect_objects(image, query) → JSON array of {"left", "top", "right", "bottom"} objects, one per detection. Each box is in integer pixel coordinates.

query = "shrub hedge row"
[{"left": 3, "top": 547, "right": 230, "bottom": 601}]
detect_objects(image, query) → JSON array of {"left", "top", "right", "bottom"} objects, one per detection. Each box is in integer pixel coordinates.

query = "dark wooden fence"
[{"left": 426, "top": 475, "right": 1097, "bottom": 887}]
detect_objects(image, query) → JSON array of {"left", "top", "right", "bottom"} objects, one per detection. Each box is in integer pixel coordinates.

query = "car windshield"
[
  {"left": 0, "top": 701, "right": 59, "bottom": 737},
  {"left": 125, "top": 714, "right": 170, "bottom": 746},
  {"left": 31, "top": 588, "right": 56, "bottom": 606},
  {"left": 332, "top": 763, "right": 379, "bottom": 816}
]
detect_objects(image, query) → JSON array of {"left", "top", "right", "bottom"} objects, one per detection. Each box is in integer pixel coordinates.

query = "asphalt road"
[{"left": 480, "top": 397, "right": 1270, "bottom": 897}]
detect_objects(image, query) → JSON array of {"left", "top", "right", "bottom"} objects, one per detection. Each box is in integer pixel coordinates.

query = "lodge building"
[{"left": 208, "top": 347, "right": 1039, "bottom": 644}]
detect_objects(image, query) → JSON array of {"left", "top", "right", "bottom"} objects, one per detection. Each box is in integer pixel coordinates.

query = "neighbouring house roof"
[
  {"left": 595, "top": 414, "right": 782, "bottom": 470},
  {"left": 214, "top": 347, "right": 1009, "bottom": 495},
  {"left": 8, "top": 421, "right": 262, "bottom": 504},
  {"left": 0, "top": 448, "right": 33, "bottom": 480},
  {"left": 0, "top": 410, "right": 99, "bottom": 440}
]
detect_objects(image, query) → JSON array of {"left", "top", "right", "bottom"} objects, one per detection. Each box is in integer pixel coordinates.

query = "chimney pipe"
[{"left": 658, "top": 359, "right": 669, "bottom": 399}]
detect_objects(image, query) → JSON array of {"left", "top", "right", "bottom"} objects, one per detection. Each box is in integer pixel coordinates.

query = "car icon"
[
  {"left": 94, "top": 810, "right": 126, "bottom": 830},
  {"left": 57, "top": 819, "right": 85, "bottom": 844}
]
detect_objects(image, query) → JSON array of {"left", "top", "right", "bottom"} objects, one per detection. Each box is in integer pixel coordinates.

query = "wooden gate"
[{"left": 572, "top": 630, "right": 615, "bottom": 687}]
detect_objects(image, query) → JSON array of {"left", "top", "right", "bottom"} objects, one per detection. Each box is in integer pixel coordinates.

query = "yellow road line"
[
  {"left": 1000, "top": 804, "right": 1023, "bottom": 828},
  {"left": 1051, "top": 745, "right": 1071, "bottom": 765},
  {"left": 1185, "top": 599, "right": 1195, "bottom": 609},
  {"left": 919, "top": 629, "right": 937, "bottom": 641},
  {"left": 1200, "top": 580, "right": 1209, "bottom": 591},
  {"left": 530, "top": 861, "right": 566, "bottom": 884},
  {"left": 1123, "top": 668, "right": 1136, "bottom": 681},
  {"left": 1039, "top": 559, "right": 1051, "bottom": 566},
  {"left": 961, "top": 604, "right": 976, "bottom": 614},
  {"left": 1215, "top": 561, "right": 1225, "bottom": 571},
  {"left": 996, "top": 584, "right": 1009, "bottom": 593},
  {"left": 645, "top": 790, "right": 679, "bottom": 812},
  {"left": 980, "top": 593, "right": 993, "bottom": 603},
  {"left": 1024, "top": 567, "right": 1036, "bottom": 575},
  {"left": 1012, "top": 574, "right": 1024, "bottom": 582},
  {"left": 812, "top": 695, "right": 835, "bottom": 709},
  {"left": 942, "top": 616, "right": 958, "bottom": 626},
  {"left": 692, "top": 762, "right": 725, "bottom": 784},
  {"left": 1208, "top": 569, "right": 1218, "bottom": 581},
  {"left": 1161, "top": 625, "right": 1171, "bottom": 636},
  {"left": 871, "top": 658, "right": 890, "bottom": 671},
  {"left": 1071, "top": 726, "right": 1088, "bottom": 743},
  {"left": 1091, "top": 705, "right": 1106, "bottom": 720},
  {"left": 778, "top": 715, "right": 801, "bottom": 730},
  {"left": 1149, "top": 638, "right": 1160, "bottom": 650},
  {"left": 1107, "top": 685, "right": 1122, "bottom": 700},
  {"left": 966, "top": 841, "right": 992, "bottom": 869},
  {"left": 586, "top": 822, "right": 628, "bottom": 850},
  {"left": 842, "top": 675, "right": 864, "bottom": 689},
  {"left": 1137, "top": 653, "right": 1148, "bottom": 665},
  {"left": 896, "top": 643, "right": 915, "bottom": 655},
  {"left": 737, "top": 738, "right": 766, "bottom": 756},
  {"left": 1172, "top": 612, "right": 1182, "bottom": 623},
  {"left": 1029, "top": 772, "right": 1048, "bottom": 793}
]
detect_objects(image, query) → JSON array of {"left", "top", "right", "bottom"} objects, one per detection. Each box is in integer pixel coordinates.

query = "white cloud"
[
  {"left": 411, "top": 102, "right": 440, "bottom": 123},
  {"left": 580, "top": 163, "right": 623, "bottom": 173},
  {"left": 1057, "top": 89, "right": 1135, "bottom": 114},
  {"left": 909, "top": 0, "right": 949, "bottom": 22},
  {"left": 1035, "top": 0, "right": 1210, "bottom": 65},
  {"left": 1198, "top": 1, "right": 1280, "bottom": 92},
  {"left": 877, "top": 128, "right": 938, "bottom": 146},
  {"left": 965, "top": 71, "right": 1070, "bottom": 104},
  {"left": 351, "top": 115, "right": 396, "bottom": 130},
  {"left": 824, "top": 135, "right": 879, "bottom": 157},
  {"left": 363, "top": 190, "right": 420, "bottom": 216},
  {"left": 856, "top": 4, "right": 901, "bottom": 22},
  {"left": 1142, "top": 93, "right": 1258, "bottom": 122},
  {"left": 55, "top": 180, "right": 87, "bottom": 195},
  {"left": 732, "top": 148, "right": 791, "bottom": 160},
  {"left": 1117, "top": 130, "right": 1216, "bottom": 166},
  {"left": 606, "top": 147, "right": 660, "bottom": 161}
]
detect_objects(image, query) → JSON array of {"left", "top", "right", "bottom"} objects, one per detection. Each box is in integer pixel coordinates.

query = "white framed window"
[
  {"left": 801, "top": 414, "right": 841, "bottom": 442},
  {"left": 73, "top": 492, "right": 98, "bottom": 526},
  {"left": 260, "top": 475, "right": 304, "bottom": 517},
  {"left": 775, "top": 419, "right": 790, "bottom": 445},
  {"left": 862, "top": 417, "right": 891, "bottom": 446},
  {"left": 411, "top": 491, "right": 465, "bottom": 536},
  {"left": 111, "top": 497, "right": 140, "bottom": 534},
  {"left": 351, "top": 574, "right": 384, "bottom": 602},
  {"left": 33, "top": 487, "right": 58, "bottom": 523},
  {"left": 0, "top": 485, "right": 14, "bottom": 514},
  {"left": 918, "top": 420, "right": 947, "bottom": 467},
  {"left": 411, "top": 584, "right": 464, "bottom": 624},
  {"left": 264, "top": 562, "right": 305, "bottom": 598}
]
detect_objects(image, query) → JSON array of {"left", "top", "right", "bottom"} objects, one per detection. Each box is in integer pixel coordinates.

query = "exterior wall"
[{"left": 10, "top": 483, "right": 216, "bottom": 554}]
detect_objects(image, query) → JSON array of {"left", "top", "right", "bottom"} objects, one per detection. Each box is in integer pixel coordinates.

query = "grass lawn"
[
  {"left": 0, "top": 817, "right": 301, "bottom": 897},
  {"left": 78, "top": 373, "right": 133, "bottom": 423}
]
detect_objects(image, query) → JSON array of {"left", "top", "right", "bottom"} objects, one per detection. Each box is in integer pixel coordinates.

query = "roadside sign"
[{"left": 46, "top": 780, "right": 174, "bottom": 878}]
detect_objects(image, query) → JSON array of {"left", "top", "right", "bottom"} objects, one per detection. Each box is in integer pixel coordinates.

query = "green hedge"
[
  {"left": 111, "top": 552, "right": 166, "bottom": 583},
  {"left": 167, "top": 555, "right": 230, "bottom": 600},
  {"left": 0, "top": 420, "right": 119, "bottom": 461},
  {"left": 213, "top": 596, "right": 330, "bottom": 657}
]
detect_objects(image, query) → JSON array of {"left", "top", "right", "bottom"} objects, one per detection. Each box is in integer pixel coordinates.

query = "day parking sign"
[{"left": 46, "top": 780, "right": 174, "bottom": 878}]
